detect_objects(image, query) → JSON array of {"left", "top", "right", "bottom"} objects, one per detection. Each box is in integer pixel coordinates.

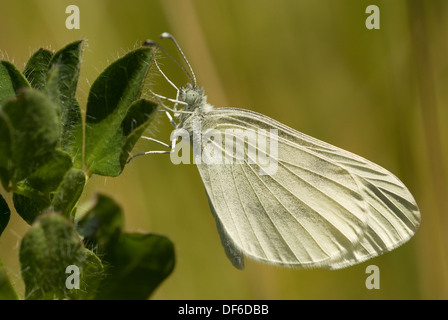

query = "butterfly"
[{"left": 136, "top": 33, "right": 421, "bottom": 270}]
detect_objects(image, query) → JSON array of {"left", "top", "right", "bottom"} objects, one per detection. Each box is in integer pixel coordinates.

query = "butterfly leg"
[
  {"left": 126, "top": 139, "right": 171, "bottom": 163},
  {"left": 150, "top": 90, "right": 190, "bottom": 115},
  {"left": 157, "top": 108, "right": 177, "bottom": 128},
  {"left": 127, "top": 108, "right": 179, "bottom": 164}
]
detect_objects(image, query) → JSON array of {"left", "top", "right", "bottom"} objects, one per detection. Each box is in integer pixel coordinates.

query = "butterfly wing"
[{"left": 193, "top": 107, "right": 420, "bottom": 269}]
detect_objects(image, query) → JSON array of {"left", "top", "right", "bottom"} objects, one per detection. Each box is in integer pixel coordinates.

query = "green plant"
[{"left": 0, "top": 41, "right": 174, "bottom": 299}]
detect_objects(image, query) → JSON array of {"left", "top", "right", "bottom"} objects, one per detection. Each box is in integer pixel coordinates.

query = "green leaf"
[
  {"left": 0, "top": 61, "right": 30, "bottom": 104},
  {"left": 0, "top": 258, "right": 19, "bottom": 300},
  {"left": 66, "top": 248, "right": 104, "bottom": 300},
  {"left": 50, "top": 168, "right": 86, "bottom": 220},
  {"left": 49, "top": 41, "right": 83, "bottom": 105},
  {"left": 14, "top": 166, "right": 85, "bottom": 225},
  {"left": 0, "top": 115, "right": 11, "bottom": 189},
  {"left": 120, "top": 99, "right": 157, "bottom": 166},
  {"left": 25, "top": 149, "right": 73, "bottom": 194},
  {"left": 62, "top": 98, "right": 83, "bottom": 168},
  {"left": 13, "top": 191, "right": 49, "bottom": 225},
  {"left": 1, "top": 88, "right": 61, "bottom": 186},
  {"left": 78, "top": 193, "right": 124, "bottom": 254},
  {"left": 48, "top": 41, "right": 84, "bottom": 167},
  {"left": 0, "top": 63, "right": 29, "bottom": 187},
  {"left": 20, "top": 212, "right": 104, "bottom": 300},
  {"left": 23, "top": 48, "right": 54, "bottom": 90},
  {"left": 94, "top": 233, "right": 175, "bottom": 300},
  {"left": 12, "top": 155, "right": 82, "bottom": 225},
  {"left": 12, "top": 150, "right": 73, "bottom": 225},
  {"left": 43, "top": 65, "right": 61, "bottom": 107},
  {"left": 0, "top": 193, "right": 10, "bottom": 237},
  {"left": 78, "top": 194, "right": 174, "bottom": 300},
  {"left": 85, "top": 47, "right": 155, "bottom": 177}
]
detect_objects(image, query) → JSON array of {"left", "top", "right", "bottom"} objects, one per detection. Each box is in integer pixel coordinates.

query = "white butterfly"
[{"left": 139, "top": 33, "right": 421, "bottom": 270}]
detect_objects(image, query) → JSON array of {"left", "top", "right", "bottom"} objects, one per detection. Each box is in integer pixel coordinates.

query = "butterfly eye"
[{"left": 185, "top": 90, "right": 199, "bottom": 105}]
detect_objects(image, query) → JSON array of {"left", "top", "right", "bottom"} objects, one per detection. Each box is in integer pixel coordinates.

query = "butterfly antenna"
[
  {"left": 143, "top": 39, "right": 194, "bottom": 84},
  {"left": 153, "top": 58, "right": 178, "bottom": 91},
  {"left": 160, "top": 32, "right": 197, "bottom": 87}
]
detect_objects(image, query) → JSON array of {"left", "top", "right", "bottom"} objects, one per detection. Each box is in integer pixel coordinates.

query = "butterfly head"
[{"left": 179, "top": 83, "right": 207, "bottom": 111}]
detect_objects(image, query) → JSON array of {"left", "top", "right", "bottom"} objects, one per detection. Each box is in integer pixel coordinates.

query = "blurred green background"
[{"left": 1, "top": 0, "right": 447, "bottom": 299}]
